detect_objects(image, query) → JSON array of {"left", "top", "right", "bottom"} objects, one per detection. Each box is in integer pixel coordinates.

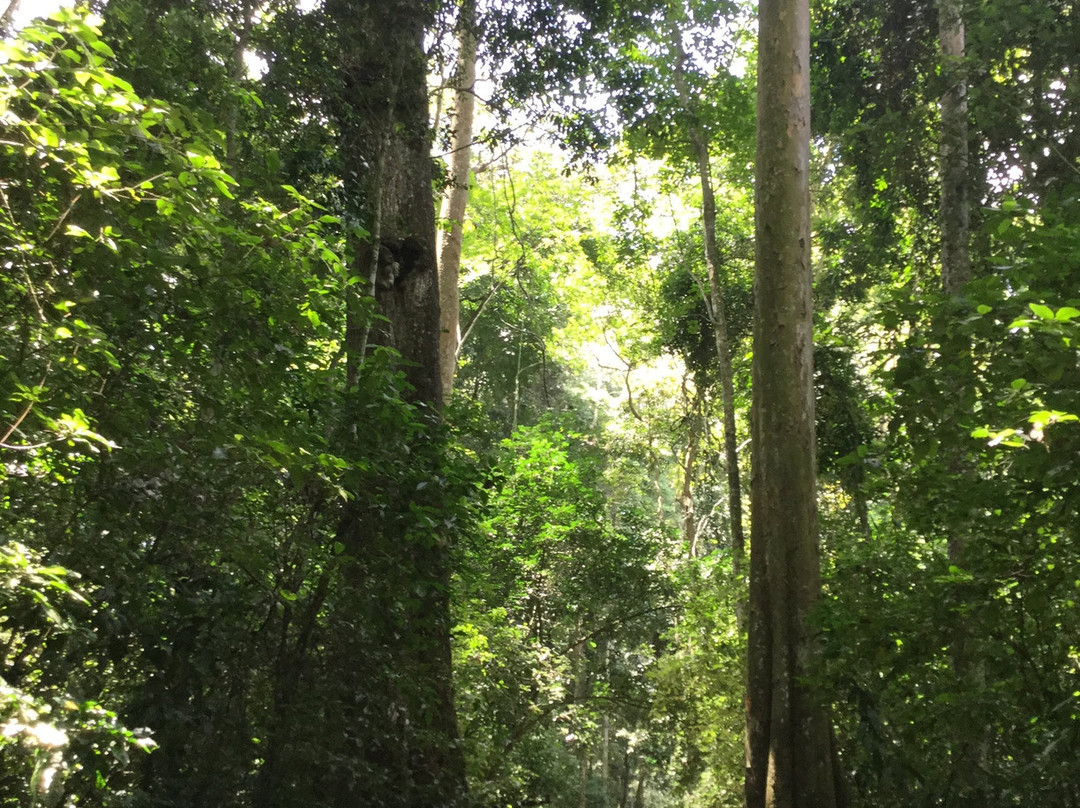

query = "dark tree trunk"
[{"left": 319, "top": 2, "right": 464, "bottom": 805}]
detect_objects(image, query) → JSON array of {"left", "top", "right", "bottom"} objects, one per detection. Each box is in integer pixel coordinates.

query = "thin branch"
[
  {"left": 556, "top": 604, "right": 673, "bottom": 657},
  {"left": 43, "top": 193, "right": 81, "bottom": 243},
  {"left": 457, "top": 280, "right": 501, "bottom": 355}
]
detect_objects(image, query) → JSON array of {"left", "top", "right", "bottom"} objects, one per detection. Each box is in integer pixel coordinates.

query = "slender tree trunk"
[
  {"left": 678, "top": 389, "right": 702, "bottom": 554},
  {"left": 668, "top": 16, "right": 746, "bottom": 590},
  {"left": 350, "top": 136, "right": 388, "bottom": 384},
  {"left": 694, "top": 137, "right": 746, "bottom": 581},
  {"left": 618, "top": 750, "right": 632, "bottom": 808},
  {"left": 938, "top": 1, "right": 986, "bottom": 797},
  {"left": 746, "top": 0, "right": 840, "bottom": 805},
  {"left": 437, "top": 0, "right": 477, "bottom": 397},
  {"left": 574, "top": 634, "right": 590, "bottom": 808},
  {"left": 939, "top": 0, "right": 970, "bottom": 295}
]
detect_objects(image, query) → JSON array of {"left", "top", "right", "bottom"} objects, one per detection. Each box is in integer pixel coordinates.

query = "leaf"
[
  {"left": 1029, "top": 410, "right": 1078, "bottom": 425},
  {"left": 987, "top": 429, "right": 1026, "bottom": 448},
  {"left": 1030, "top": 303, "right": 1054, "bottom": 320},
  {"left": 89, "top": 40, "right": 115, "bottom": 58},
  {"left": 1055, "top": 306, "right": 1080, "bottom": 322}
]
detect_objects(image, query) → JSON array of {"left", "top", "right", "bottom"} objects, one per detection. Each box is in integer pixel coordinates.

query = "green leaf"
[
  {"left": 1055, "top": 306, "right": 1080, "bottom": 322},
  {"left": 1030, "top": 303, "right": 1054, "bottom": 320}
]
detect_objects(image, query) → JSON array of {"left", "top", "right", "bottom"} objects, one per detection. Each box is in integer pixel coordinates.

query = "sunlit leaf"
[{"left": 1029, "top": 303, "right": 1054, "bottom": 320}]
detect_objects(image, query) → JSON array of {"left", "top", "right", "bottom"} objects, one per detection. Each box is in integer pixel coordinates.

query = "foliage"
[
  {"left": 454, "top": 419, "right": 671, "bottom": 808},
  {"left": 3, "top": 1, "right": 1080, "bottom": 806},
  {"left": 0, "top": 542, "right": 155, "bottom": 806}
]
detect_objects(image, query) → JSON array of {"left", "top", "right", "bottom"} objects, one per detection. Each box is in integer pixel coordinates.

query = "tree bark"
[
  {"left": 938, "top": 1, "right": 986, "bottom": 796},
  {"left": 746, "top": 0, "right": 840, "bottom": 805},
  {"left": 321, "top": 2, "right": 463, "bottom": 805},
  {"left": 437, "top": 0, "right": 477, "bottom": 397},
  {"left": 224, "top": 0, "right": 255, "bottom": 164},
  {"left": 678, "top": 387, "right": 702, "bottom": 554},
  {"left": 939, "top": 0, "right": 970, "bottom": 295}
]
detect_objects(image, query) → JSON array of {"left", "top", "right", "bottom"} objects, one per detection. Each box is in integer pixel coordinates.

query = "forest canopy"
[{"left": 1, "top": 1, "right": 1079, "bottom": 807}]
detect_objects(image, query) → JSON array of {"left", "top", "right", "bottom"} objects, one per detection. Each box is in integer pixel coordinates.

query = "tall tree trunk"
[
  {"left": 938, "top": 0, "right": 985, "bottom": 796},
  {"left": 939, "top": 0, "right": 970, "bottom": 295},
  {"left": 746, "top": 0, "right": 840, "bottom": 805},
  {"left": 574, "top": 634, "right": 590, "bottom": 808},
  {"left": 321, "top": 2, "right": 464, "bottom": 805},
  {"left": 668, "top": 15, "right": 746, "bottom": 590},
  {"left": 437, "top": 0, "right": 477, "bottom": 397},
  {"left": 697, "top": 144, "right": 747, "bottom": 582}
]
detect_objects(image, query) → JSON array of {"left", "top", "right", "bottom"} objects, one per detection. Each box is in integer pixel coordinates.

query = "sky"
[{"left": 11, "top": 0, "right": 70, "bottom": 29}]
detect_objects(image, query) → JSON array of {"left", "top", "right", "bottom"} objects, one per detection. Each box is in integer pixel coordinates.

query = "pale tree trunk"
[
  {"left": 939, "top": 0, "right": 985, "bottom": 795},
  {"left": 746, "top": 0, "right": 841, "bottom": 805},
  {"left": 225, "top": 0, "right": 255, "bottom": 164},
  {"left": 574, "top": 635, "right": 590, "bottom": 808},
  {"left": 668, "top": 14, "right": 746, "bottom": 591},
  {"left": 437, "top": 0, "right": 477, "bottom": 397},
  {"left": 678, "top": 388, "right": 702, "bottom": 554},
  {"left": 939, "top": 0, "right": 970, "bottom": 295}
]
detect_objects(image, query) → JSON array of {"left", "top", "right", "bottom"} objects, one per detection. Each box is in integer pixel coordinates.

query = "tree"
[
  {"left": 665, "top": 0, "right": 747, "bottom": 589},
  {"left": 438, "top": 0, "right": 478, "bottom": 397},
  {"left": 939, "top": 0, "right": 969, "bottom": 295},
  {"left": 746, "top": 0, "right": 841, "bottom": 804},
  {"left": 316, "top": 0, "right": 465, "bottom": 804}
]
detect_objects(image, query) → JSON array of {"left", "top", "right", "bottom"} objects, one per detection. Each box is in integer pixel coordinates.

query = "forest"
[{"left": 0, "top": 0, "right": 1078, "bottom": 805}]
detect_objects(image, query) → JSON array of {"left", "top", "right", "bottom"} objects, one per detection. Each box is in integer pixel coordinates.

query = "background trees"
[{"left": 2, "top": 1, "right": 1080, "bottom": 806}]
